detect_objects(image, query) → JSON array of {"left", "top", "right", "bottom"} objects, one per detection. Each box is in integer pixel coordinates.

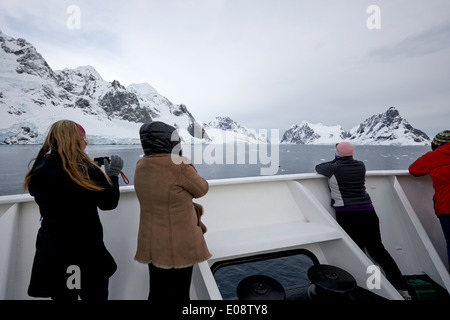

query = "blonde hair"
[{"left": 24, "top": 120, "right": 111, "bottom": 191}]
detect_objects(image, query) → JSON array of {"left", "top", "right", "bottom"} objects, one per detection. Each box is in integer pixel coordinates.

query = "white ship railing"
[{"left": 1, "top": 171, "right": 449, "bottom": 300}]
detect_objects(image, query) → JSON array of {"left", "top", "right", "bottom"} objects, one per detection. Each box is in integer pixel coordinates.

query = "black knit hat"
[{"left": 432, "top": 130, "right": 450, "bottom": 150}]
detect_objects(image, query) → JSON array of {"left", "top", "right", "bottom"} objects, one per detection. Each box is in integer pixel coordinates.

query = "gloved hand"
[{"left": 104, "top": 155, "right": 124, "bottom": 177}]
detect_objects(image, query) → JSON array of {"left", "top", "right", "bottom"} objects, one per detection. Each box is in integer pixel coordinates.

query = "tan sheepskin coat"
[{"left": 134, "top": 154, "right": 211, "bottom": 268}]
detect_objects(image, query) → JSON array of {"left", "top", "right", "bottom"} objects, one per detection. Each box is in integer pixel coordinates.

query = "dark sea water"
[
  {"left": 0, "top": 143, "right": 430, "bottom": 196},
  {"left": 213, "top": 251, "right": 318, "bottom": 300}
]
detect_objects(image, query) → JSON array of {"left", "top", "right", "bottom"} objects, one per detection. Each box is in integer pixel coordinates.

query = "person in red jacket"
[{"left": 409, "top": 130, "right": 450, "bottom": 271}]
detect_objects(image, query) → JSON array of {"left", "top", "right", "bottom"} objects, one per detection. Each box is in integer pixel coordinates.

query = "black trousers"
[
  {"left": 51, "top": 278, "right": 109, "bottom": 300},
  {"left": 148, "top": 263, "right": 193, "bottom": 301},
  {"left": 438, "top": 214, "right": 450, "bottom": 272},
  {"left": 336, "top": 209, "right": 408, "bottom": 290}
]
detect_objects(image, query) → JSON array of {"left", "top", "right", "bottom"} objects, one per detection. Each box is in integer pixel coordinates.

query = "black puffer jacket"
[
  {"left": 315, "top": 156, "right": 372, "bottom": 207},
  {"left": 139, "top": 121, "right": 181, "bottom": 155},
  {"left": 27, "top": 152, "right": 119, "bottom": 297}
]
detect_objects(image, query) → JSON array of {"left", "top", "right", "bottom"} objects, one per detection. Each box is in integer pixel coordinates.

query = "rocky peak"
[
  {"left": 385, "top": 106, "right": 400, "bottom": 118},
  {"left": 207, "top": 116, "right": 240, "bottom": 130},
  {"left": 56, "top": 66, "right": 105, "bottom": 98},
  {"left": 281, "top": 122, "right": 320, "bottom": 144},
  {"left": 354, "top": 106, "right": 401, "bottom": 134},
  {"left": 111, "top": 80, "right": 125, "bottom": 90},
  {"left": 281, "top": 120, "right": 352, "bottom": 144},
  {"left": 349, "top": 107, "right": 430, "bottom": 145},
  {"left": 206, "top": 116, "right": 268, "bottom": 143},
  {"left": 281, "top": 107, "right": 429, "bottom": 145},
  {"left": 0, "top": 30, "right": 57, "bottom": 80}
]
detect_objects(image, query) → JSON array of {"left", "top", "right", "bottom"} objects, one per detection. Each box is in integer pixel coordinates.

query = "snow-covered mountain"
[
  {"left": 203, "top": 116, "right": 269, "bottom": 144},
  {"left": 0, "top": 29, "right": 431, "bottom": 146},
  {"left": 281, "top": 107, "right": 430, "bottom": 145},
  {"left": 281, "top": 122, "right": 351, "bottom": 145},
  {"left": 349, "top": 107, "right": 430, "bottom": 145},
  {"left": 0, "top": 29, "right": 210, "bottom": 145}
]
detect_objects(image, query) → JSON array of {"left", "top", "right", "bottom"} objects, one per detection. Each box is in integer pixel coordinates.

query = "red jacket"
[{"left": 409, "top": 143, "right": 450, "bottom": 216}]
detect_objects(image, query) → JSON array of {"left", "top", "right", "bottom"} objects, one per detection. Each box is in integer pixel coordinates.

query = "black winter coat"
[
  {"left": 27, "top": 151, "right": 119, "bottom": 297},
  {"left": 315, "top": 156, "right": 372, "bottom": 207}
]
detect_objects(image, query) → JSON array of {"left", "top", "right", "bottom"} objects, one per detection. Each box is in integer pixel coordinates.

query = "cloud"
[
  {"left": 368, "top": 22, "right": 450, "bottom": 61},
  {"left": 1, "top": 0, "right": 449, "bottom": 138}
]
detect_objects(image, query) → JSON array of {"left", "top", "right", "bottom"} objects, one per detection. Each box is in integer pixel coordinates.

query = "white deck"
[{"left": 1, "top": 171, "right": 449, "bottom": 300}]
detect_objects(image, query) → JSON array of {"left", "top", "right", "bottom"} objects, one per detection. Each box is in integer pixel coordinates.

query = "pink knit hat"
[
  {"left": 74, "top": 122, "right": 86, "bottom": 137},
  {"left": 336, "top": 142, "right": 354, "bottom": 157}
]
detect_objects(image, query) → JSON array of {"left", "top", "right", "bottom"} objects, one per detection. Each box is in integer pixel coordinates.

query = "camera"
[{"left": 94, "top": 156, "right": 110, "bottom": 166}]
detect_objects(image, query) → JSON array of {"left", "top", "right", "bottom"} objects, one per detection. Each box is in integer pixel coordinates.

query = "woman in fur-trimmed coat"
[{"left": 134, "top": 121, "right": 211, "bottom": 301}]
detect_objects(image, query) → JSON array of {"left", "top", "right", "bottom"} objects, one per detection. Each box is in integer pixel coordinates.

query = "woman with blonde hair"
[{"left": 24, "top": 120, "right": 124, "bottom": 300}]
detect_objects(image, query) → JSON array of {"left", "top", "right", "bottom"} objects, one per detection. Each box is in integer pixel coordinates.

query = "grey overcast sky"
[{"left": 1, "top": 0, "right": 449, "bottom": 137}]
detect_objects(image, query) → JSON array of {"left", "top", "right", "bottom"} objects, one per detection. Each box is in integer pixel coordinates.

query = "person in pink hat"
[{"left": 316, "top": 142, "right": 411, "bottom": 299}]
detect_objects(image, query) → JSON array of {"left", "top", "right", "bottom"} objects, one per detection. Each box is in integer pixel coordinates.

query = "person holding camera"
[
  {"left": 24, "top": 120, "right": 124, "bottom": 300},
  {"left": 134, "top": 121, "right": 211, "bottom": 301}
]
